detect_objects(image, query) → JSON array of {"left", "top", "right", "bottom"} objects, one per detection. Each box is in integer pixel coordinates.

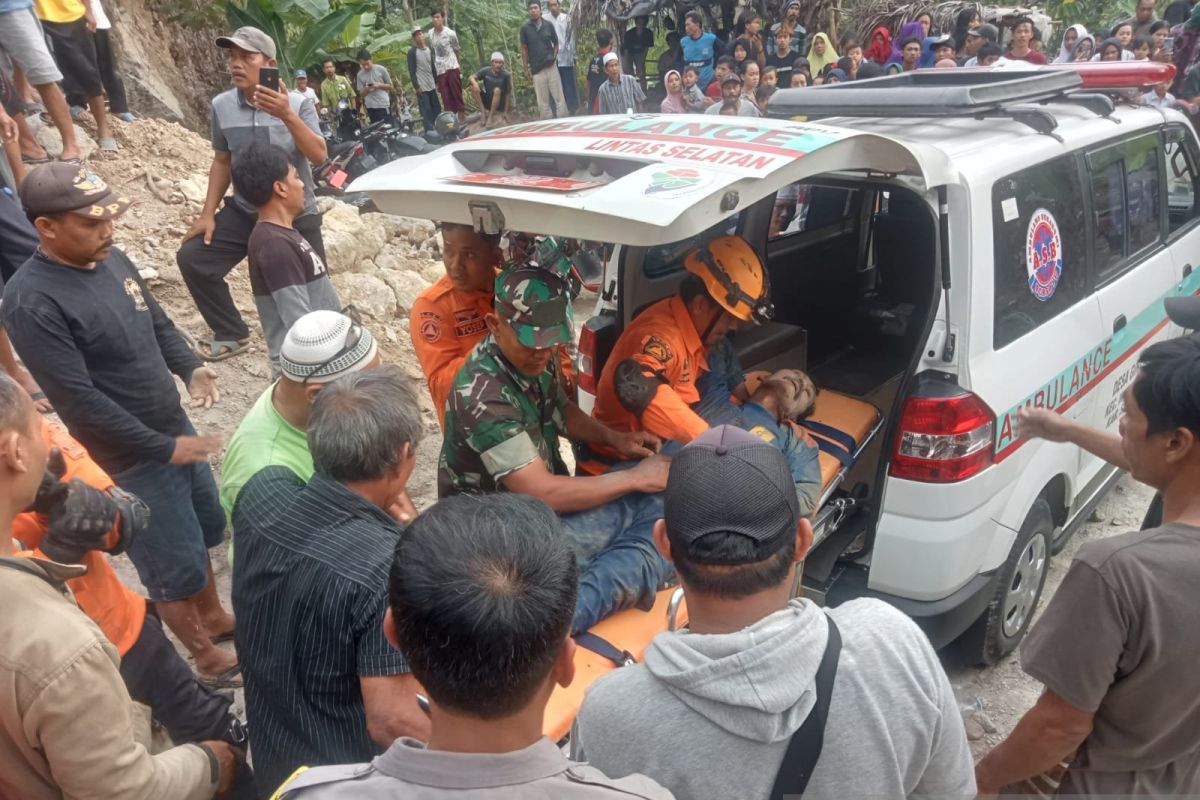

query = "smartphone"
[
  {"left": 1165, "top": 36, "right": 1175, "bottom": 52},
  {"left": 258, "top": 66, "right": 280, "bottom": 92}
]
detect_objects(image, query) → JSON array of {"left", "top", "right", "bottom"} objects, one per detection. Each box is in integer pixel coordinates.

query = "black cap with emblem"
[{"left": 20, "top": 163, "right": 134, "bottom": 221}]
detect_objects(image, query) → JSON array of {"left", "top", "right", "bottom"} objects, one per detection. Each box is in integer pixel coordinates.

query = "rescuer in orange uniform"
[
  {"left": 412, "top": 224, "right": 575, "bottom": 427},
  {"left": 587, "top": 235, "right": 773, "bottom": 470},
  {"left": 14, "top": 418, "right": 246, "bottom": 747}
]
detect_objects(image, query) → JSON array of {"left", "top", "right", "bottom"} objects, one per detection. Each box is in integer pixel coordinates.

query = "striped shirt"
[
  {"left": 597, "top": 74, "right": 646, "bottom": 115},
  {"left": 231, "top": 467, "right": 409, "bottom": 792}
]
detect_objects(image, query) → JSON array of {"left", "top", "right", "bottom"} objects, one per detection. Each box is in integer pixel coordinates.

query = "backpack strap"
[
  {"left": 769, "top": 615, "right": 842, "bottom": 800},
  {"left": 574, "top": 631, "right": 636, "bottom": 667}
]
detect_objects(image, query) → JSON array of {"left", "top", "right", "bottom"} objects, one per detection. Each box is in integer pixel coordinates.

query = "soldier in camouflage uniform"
[{"left": 440, "top": 258, "right": 672, "bottom": 634}]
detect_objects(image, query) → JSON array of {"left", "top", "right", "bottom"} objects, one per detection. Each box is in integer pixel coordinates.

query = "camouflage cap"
[{"left": 494, "top": 264, "right": 574, "bottom": 349}]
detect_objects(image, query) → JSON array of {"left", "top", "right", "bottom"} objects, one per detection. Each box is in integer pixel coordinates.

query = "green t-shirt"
[{"left": 220, "top": 383, "right": 314, "bottom": 525}]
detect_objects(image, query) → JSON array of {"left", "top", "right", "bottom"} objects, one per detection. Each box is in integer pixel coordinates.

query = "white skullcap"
[
  {"left": 279, "top": 310, "right": 378, "bottom": 384},
  {"left": 491, "top": 51, "right": 505, "bottom": 62},
  {"left": 603, "top": 51, "right": 619, "bottom": 65}
]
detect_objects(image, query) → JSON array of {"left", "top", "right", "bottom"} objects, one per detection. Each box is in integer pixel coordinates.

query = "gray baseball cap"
[
  {"left": 967, "top": 23, "right": 999, "bottom": 42},
  {"left": 216, "top": 26, "right": 278, "bottom": 59}
]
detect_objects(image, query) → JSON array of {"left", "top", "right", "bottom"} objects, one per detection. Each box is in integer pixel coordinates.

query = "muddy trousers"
[
  {"left": 562, "top": 490, "right": 671, "bottom": 634},
  {"left": 176, "top": 202, "right": 326, "bottom": 342}
]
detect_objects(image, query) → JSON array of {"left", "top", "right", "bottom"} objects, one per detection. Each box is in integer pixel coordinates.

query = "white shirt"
[
  {"left": 1143, "top": 89, "right": 1175, "bottom": 108},
  {"left": 88, "top": 0, "right": 111, "bottom": 29},
  {"left": 428, "top": 26, "right": 461, "bottom": 73},
  {"left": 549, "top": 9, "right": 575, "bottom": 66},
  {"left": 299, "top": 87, "right": 319, "bottom": 106}
]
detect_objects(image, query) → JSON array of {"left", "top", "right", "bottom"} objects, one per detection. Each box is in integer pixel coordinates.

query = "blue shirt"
[
  {"left": 681, "top": 31, "right": 719, "bottom": 90},
  {"left": 0, "top": 0, "right": 33, "bottom": 12}
]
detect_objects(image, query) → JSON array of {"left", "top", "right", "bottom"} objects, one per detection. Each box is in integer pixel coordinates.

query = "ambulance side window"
[
  {"left": 992, "top": 154, "right": 1090, "bottom": 350},
  {"left": 768, "top": 182, "right": 859, "bottom": 240},
  {"left": 1165, "top": 126, "right": 1200, "bottom": 237},
  {"left": 1086, "top": 133, "right": 1163, "bottom": 283}
]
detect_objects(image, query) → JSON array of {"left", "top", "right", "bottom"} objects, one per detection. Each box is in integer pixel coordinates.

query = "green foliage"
[
  {"left": 221, "top": 0, "right": 375, "bottom": 75},
  {"left": 1044, "top": 0, "right": 1134, "bottom": 36}
]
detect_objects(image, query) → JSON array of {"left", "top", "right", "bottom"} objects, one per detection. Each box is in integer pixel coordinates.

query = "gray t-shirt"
[
  {"left": 1021, "top": 522, "right": 1200, "bottom": 795},
  {"left": 211, "top": 88, "right": 322, "bottom": 217},
  {"left": 704, "top": 97, "right": 761, "bottom": 117},
  {"left": 356, "top": 64, "right": 391, "bottom": 109},
  {"left": 412, "top": 47, "right": 436, "bottom": 91}
]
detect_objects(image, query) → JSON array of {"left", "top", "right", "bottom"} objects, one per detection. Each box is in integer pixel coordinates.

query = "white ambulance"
[{"left": 353, "top": 63, "right": 1200, "bottom": 663}]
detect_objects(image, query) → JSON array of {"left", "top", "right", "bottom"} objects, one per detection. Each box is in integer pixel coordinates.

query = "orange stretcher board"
[{"left": 542, "top": 389, "right": 880, "bottom": 741}]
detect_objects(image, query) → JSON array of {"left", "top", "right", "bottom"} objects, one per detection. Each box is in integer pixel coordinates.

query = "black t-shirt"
[
  {"left": 0, "top": 249, "right": 200, "bottom": 472},
  {"left": 520, "top": 19, "right": 559, "bottom": 73},
  {"left": 474, "top": 67, "right": 512, "bottom": 100},
  {"left": 765, "top": 50, "right": 796, "bottom": 84},
  {"left": 622, "top": 26, "right": 655, "bottom": 55}
]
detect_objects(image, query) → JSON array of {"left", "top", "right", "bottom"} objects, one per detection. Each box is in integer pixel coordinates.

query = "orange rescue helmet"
[{"left": 683, "top": 235, "right": 774, "bottom": 324}]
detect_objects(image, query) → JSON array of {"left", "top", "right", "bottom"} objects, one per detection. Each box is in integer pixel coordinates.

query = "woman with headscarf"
[
  {"left": 952, "top": 7, "right": 981, "bottom": 54},
  {"left": 734, "top": 9, "right": 767, "bottom": 68},
  {"left": 732, "top": 38, "right": 755, "bottom": 68},
  {"left": 1055, "top": 24, "right": 1088, "bottom": 62},
  {"left": 1071, "top": 34, "right": 1096, "bottom": 61},
  {"left": 1171, "top": 4, "right": 1200, "bottom": 95},
  {"left": 807, "top": 32, "right": 839, "bottom": 76},
  {"left": 660, "top": 69, "right": 687, "bottom": 113},
  {"left": 888, "top": 21, "right": 926, "bottom": 63},
  {"left": 865, "top": 25, "right": 892, "bottom": 64}
]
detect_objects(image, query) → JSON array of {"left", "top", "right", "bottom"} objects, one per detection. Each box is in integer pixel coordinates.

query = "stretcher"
[{"left": 544, "top": 389, "right": 882, "bottom": 741}]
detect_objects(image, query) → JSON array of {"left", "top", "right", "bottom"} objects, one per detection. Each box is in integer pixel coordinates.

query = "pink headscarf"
[{"left": 660, "top": 70, "right": 687, "bottom": 113}]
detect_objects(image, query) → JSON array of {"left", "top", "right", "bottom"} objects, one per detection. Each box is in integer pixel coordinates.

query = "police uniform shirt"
[{"left": 272, "top": 735, "right": 673, "bottom": 799}]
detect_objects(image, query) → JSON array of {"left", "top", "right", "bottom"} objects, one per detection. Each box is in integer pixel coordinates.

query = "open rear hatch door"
[{"left": 349, "top": 114, "right": 954, "bottom": 244}]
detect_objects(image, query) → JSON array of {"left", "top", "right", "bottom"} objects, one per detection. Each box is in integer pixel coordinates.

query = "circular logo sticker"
[{"left": 1026, "top": 208, "right": 1063, "bottom": 303}]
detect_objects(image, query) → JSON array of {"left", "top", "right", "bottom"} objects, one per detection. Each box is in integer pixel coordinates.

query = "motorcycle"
[{"left": 313, "top": 112, "right": 439, "bottom": 212}]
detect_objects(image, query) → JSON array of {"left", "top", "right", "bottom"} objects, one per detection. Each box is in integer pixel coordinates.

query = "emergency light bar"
[{"left": 1042, "top": 60, "right": 1176, "bottom": 89}]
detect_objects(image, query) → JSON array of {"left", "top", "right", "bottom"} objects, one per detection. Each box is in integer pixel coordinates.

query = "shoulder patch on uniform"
[
  {"left": 749, "top": 425, "right": 777, "bottom": 443},
  {"left": 641, "top": 335, "right": 674, "bottom": 365},
  {"left": 418, "top": 311, "right": 443, "bottom": 343}
]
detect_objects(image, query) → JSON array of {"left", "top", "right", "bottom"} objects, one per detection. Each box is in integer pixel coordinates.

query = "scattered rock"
[
  {"left": 976, "top": 712, "right": 998, "bottom": 734},
  {"left": 176, "top": 175, "right": 207, "bottom": 205},
  {"left": 417, "top": 259, "right": 445, "bottom": 285},
  {"left": 331, "top": 272, "right": 396, "bottom": 320},
  {"left": 28, "top": 116, "right": 96, "bottom": 159},
  {"left": 379, "top": 269, "right": 430, "bottom": 314},
  {"left": 964, "top": 717, "right": 986, "bottom": 741},
  {"left": 137, "top": 266, "right": 159, "bottom": 281},
  {"left": 1088, "top": 509, "right": 1104, "bottom": 523}
]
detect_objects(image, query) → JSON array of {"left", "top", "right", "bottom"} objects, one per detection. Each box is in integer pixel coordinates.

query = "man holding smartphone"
[
  {"left": 356, "top": 48, "right": 394, "bottom": 124},
  {"left": 175, "top": 26, "right": 328, "bottom": 363}
]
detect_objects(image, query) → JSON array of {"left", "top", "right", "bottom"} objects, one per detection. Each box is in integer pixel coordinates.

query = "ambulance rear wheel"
[{"left": 959, "top": 499, "right": 1052, "bottom": 666}]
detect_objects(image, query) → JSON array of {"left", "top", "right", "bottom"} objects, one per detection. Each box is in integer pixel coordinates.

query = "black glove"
[
  {"left": 39, "top": 479, "right": 120, "bottom": 564},
  {"left": 27, "top": 448, "right": 67, "bottom": 515}
]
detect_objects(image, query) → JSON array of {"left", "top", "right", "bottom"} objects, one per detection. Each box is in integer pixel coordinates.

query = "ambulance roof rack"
[{"left": 767, "top": 70, "right": 1084, "bottom": 135}]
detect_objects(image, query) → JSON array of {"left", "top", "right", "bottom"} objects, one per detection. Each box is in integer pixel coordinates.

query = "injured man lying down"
[{"left": 692, "top": 360, "right": 824, "bottom": 516}]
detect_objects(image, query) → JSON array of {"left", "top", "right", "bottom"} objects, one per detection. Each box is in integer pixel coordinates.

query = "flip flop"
[
  {"left": 210, "top": 630, "right": 235, "bottom": 645},
  {"left": 98, "top": 137, "right": 118, "bottom": 157},
  {"left": 21, "top": 154, "right": 51, "bottom": 165},
  {"left": 195, "top": 338, "right": 251, "bottom": 362},
  {"left": 199, "top": 663, "right": 243, "bottom": 690},
  {"left": 57, "top": 156, "right": 85, "bottom": 166}
]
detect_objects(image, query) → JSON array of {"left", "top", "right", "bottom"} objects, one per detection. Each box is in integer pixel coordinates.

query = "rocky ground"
[{"left": 49, "top": 116, "right": 1158, "bottom": 764}]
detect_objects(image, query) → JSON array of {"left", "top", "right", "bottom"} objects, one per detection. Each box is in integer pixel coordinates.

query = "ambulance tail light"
[
  {"left": 578, "top": 324, "right": 598, "bottom": 395},
  {"left": 890, "top": 390, "right": 996, "bottom": 483}
]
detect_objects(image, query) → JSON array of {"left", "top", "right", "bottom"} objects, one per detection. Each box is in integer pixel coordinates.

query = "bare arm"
[
  {"left": 975, "top": 689, "right": 1094, "bottom": 795},
  {"left": 564, "top": 400, "right": 620, "bottom": 446},
  {"left": 282, "top": 97, "right": 328, "bottom": 165},
  {"left": 1017, "top": 408, "right": 1128, "bottom": 470},
  {"left": 502, "top": 455, "right": 666, "bottom": 513},
  {"left": 201, "top": 152, "right": 232, "bottom": 221},
  {"left": 360, "top": 673, "right": 431, "bottom": 748}
]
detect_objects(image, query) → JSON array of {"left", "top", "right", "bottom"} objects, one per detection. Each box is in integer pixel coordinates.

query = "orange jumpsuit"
[
  {"left": 589, "top": 295, "right": 710, "bottom": 468},
  {"left": 410, "top": 275, "right": 495, "bottom": 428},
  {"left": 12, "top": 419, "right": 145, "bottom": 656},
  {"left": 411, "top": 274, "right": 577, "bottom": 428}
]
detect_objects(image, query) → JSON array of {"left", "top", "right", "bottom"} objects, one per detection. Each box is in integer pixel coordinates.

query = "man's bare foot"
[
  {"left": 14, "top": 369, "right": 51, "bottom": 412},
  {"left": 201, "top": 610, "right": 236, "bottom": 640},
  {"left": 20, "top": 144, "right": 49, "bottom": 161},
  {"left": 58, "top": 146, "right": 82, "bottom": 162},
  {"left": 195, "top": 644, "right": 238, "bottom": 678}
]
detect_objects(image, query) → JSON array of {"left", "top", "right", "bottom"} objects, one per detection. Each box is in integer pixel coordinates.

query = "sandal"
[
  {"left": 69, "top": 105, "right": 89, "bottom": 122},
  {"left": 29, "top": 390, "right": 52, "bottom": 413},
  {"left": 57, "top": 156, "right": 85, "bottom": 166},
  {"left": 210, "top": 629, "right": 235, "bottom": 645},
  {"left": 195, "top": 338, "right": 251, "bottom": 362},
  {"left": 21, "top": 154, "right": 51, "bottom": 165},
  {"left": 98, "top": 137, "right": 118, "bottom": 157},
  {"left": 198, "top": 663, "right": 243, "bottom": 690}
]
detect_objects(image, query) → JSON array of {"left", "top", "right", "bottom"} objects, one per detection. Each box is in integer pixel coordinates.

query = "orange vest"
[
  {"left": 591, "top": 295, "right": 710, "bottom": 464},
  {"left": 12, "top": 419, "right": 146, "bottom": 656},
  {"left": 410, "top": 275, "right": 496, "bottom": 428}
]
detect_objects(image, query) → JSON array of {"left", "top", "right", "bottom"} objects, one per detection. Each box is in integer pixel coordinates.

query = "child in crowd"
[
  {"left": 682, "top": 65, "right": 710, "bottom": 109},
  {"left": 707, "top": 56, "right": 736, "bottom": 100},
  {"left": 761, "top": 65, "right": 778, "bottom": 87}
]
